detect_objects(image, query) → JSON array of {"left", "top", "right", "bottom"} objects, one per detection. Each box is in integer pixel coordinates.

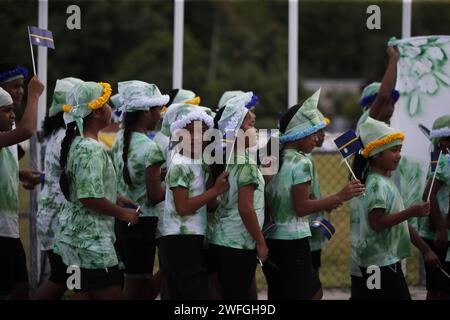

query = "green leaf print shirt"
[
  {"left": 0, "top": 145, "right": 19, "bottom": 238},
  {"left": 53, "top": 137, "right": 118, "bottom": 269},
  {"left": 265, "top": 149, "right": 313, "bottom": 240},
  {"left": 307, "top": 154, "right": 327, "bottom": 251},
  {"left": 419, "top": 153, "right": 450, "bottom": 241},
  {"left": 209, "top": 153, "right": 265, "bottom": 250},
  {"left": 37, "top": 128, "right": 66, "bottom": 250},
  {"left": 355, "top": 172, "right": 411, "bottom": 267},
  {"left": 161, "top": 152, "right": 208, "bottom": 236},
  {"left": 112, "top": 130, "right": 165, "bottom": 218}
]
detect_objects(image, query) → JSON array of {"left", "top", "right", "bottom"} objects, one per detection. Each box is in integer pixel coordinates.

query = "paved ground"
[{"left": 257, "top": 286, "right": 427, "bottom": 300}]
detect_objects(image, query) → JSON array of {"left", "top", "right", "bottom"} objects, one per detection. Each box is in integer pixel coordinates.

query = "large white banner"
[{"left": 390, "top": 36, "right": 450, "bottom": 208}]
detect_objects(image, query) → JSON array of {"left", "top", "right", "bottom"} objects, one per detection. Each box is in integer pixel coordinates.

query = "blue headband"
[
  {"left": 245, "top": 95, "right": 259, "bottom": 109},
  {"left": 0, "top": 66, "right": 29, "bottom": 85},
  {"left": 359, "top": 89, "right": 400, "bottom": 108}
]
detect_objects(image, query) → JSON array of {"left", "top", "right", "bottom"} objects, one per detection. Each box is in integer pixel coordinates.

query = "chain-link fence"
[
  {"left": 255, "top": 151, "right": 425, "bottom": 289},
  {"left": 19, "top": 151, "right": 425, "bottom": 291}
]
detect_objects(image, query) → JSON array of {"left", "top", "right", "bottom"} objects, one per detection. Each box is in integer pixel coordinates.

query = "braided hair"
[
  {"left": 122, "top": 111, "right": 143, "bottom": 186},
  {"left": 59, "top": 122, "right": 79, "bottom": 200}
]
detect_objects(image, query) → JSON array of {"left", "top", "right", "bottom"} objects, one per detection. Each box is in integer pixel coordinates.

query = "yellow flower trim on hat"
[
  {"left": 88, "top": 82, "right": 112, "bottom": 110},
  {"left": 362, "top": 132, "right": 405, "bottom": 158},
  {"left": 185, "top": 96, "right": 201, "bottom": 105},
  {"left": 62, "top": 104, "right": 72, "bottom": 112},
  {"left": 324, "top": 117, "right": 331, "bottom": 126}
]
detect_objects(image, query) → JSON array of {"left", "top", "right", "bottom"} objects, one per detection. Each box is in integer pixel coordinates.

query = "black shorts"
[
  {"left": 358, "top": 262, "right": 411, "bottom": 300},
  {"left": 46, "top": 250, "right": 69, "bottom": 286},
  {"left": 0, "top": 237, "right": 28, "bottom": 295},
  {"left": 159, "top": 235, "right": 209, "bottom": 300},
  {"left": 73, "top": 265, "right": 122, "bottom": 292},
  {"left": 263, "top": 238, "right": 322, "bottom": 300},
  {"left": 117, "top": 216, "right": 158, "bottom": 276},
  {"left": 311, "top": 249, "right": 322, "bottom": 270},
  {"left": 209, "top": 244, "right": 257, "bottom": 300},
  {"left": 422, "top": 237, "right": 450, "bottom": 293}
]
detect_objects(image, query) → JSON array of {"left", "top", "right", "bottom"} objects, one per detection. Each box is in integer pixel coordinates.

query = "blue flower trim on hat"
[
  {"left": 359, "top": 89, "right": 400, "bottom": 107},
  {"left": 279, "top": 121, "right": 326, "bottom": 143},
  {"left": 245, "top": 95, "right": 259, "bottom": 109},
  {"left": 0, "top": 66, "right": 29, "bottom": 85},
  {"left": 430, "top": 127, "right": 450, "bottom": 139}
]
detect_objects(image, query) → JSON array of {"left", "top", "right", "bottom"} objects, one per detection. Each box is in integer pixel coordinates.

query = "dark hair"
[
  {"left": 59, "top": 122, "right": 79, "bottom": 200},
  {"left": 210, "top": 107, "right": 227, "bottom": 183},
  {"left": 42, "top": 112, "right": 65, "bottom": 139},
  {"left": 351, "top": 152, "right": 369, "bottom": 183},
  {"left": 276, "top": 103, "right": 303, "bottom": 166},
  {"left": 279, "top": 103, "right": 302, "bottom": 134},
  {"left": 122, "top": 111, "right": 144, "bottom": 186}
]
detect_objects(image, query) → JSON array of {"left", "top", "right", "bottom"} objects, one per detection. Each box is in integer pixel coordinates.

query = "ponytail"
[
  {"left": 351, "top": 151, "right": 369, "bottom": 183},
  {"left": 59, "top": 122, "right": 78, "bottom": 200},
  {"left": 122, "top": 111, "right": 142, "bottom": 186}
]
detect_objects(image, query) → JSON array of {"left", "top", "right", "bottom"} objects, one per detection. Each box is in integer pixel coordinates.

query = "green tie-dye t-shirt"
[
  {"left": 53, "top": 137, "right": 118, "bottom": 269},
  {"left": 0, "top": 145, "right": 19, "bottom": 238},
  {"left": 307, "top": 154, "right": 327, "bottom": 252},
  {"left": 355, "top": 172, "right": 411, "bottom": 267},
  {"left": 418, "top": 153, "right": 450, "bottom": 241},
  {"left": 112, "top": 130, "right": 165, "bottom": 218},
  {"left": 265, "top": 149, "right": 313, "bottom": 240},
  {"left": 209, "top": 153, "right": 265, "bottom": 250},
  {"left": 161, "top": 153, "right": 208, "bottom": 236},
  {"left": 37, "top": 128, "right": 66, "bottom": 250}
]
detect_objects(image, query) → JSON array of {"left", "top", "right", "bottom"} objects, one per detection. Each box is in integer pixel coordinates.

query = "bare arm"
[
  {"left": 172, "top": 187, "right": 222, "bottom": 216},
  {"left": 146, "top": 163, "right": 165, "bottom": 205},
  {"left": 0, "top": 76, "right": 44, "bottom": 147},
  {"left": 368, "top": 203, "right": 429, "bottom": 232},
  {"left": 408, "top": 223, "right": 441, "bottom": 268},
  {"left": 238, "top": 184, "right": 265, "bottom": 245},
  {"left": 80, "top": 197, "right": 138, "bottom": 224},
  {"left": 369, "top": 46, "right": 399, "bottom": 119},
  {"left": 293, "top": 180, "right": 364, "bottom": 217}
]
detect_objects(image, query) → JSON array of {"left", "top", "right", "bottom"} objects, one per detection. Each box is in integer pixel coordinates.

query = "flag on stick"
[
  {"left": 427, "top": 148, "right": 442, "bottom": 202},
  {"left": 27, "top": 26, "right": 55, "bottom": 75},
  {"left": 333, "top": 129, "right": 363, "bottom": 180}
]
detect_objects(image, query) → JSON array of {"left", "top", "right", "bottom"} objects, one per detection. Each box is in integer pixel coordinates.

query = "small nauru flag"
[
  {"left": 310, "top": 217, "right": 335, "bottom": 240},
  {"left": 430, "top": 148, "right": 440, "bottom": 173},
  {"left": 334, "top": 129, "right": 363, "bottom": 159},
  {"left": 28, "top": 26, "right": 55, "bottom": 49}
]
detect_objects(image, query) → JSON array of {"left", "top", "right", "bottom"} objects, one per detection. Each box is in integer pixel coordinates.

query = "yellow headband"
[{"left": 361, "top": 132, "right": 405, "bottom": 158}]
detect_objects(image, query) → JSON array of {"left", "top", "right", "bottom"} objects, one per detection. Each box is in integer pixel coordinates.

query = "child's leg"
[
  {"left": 34, "top": 281, "right": 66, "bottom": 300},
  {"left": 34, "top": 250, "right": 68, "bottom": 300},
  {"left": 91, "top": 285, "right": 123, "bottom": 300}
]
